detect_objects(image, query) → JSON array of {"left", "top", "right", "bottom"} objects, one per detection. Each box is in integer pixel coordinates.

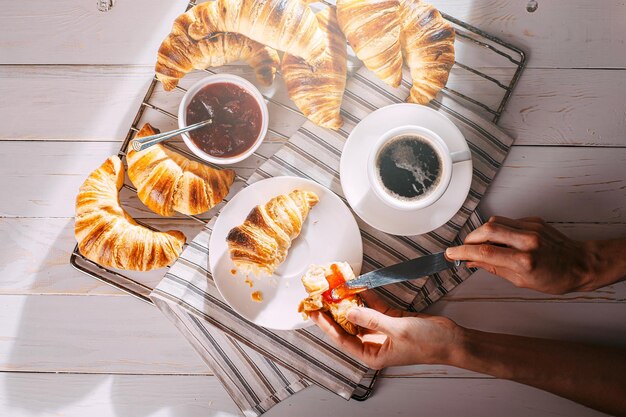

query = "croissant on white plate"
[
  {"left": 298, "top": 262, "right": 364, "bottom": 335},
  {"left": 126, "top": 123, "right": 235, "bottom": 217},
  {"left": 74, "top": 156, "right": 186, "bottom": 271},
  {"left": 156, "top": 9, "right": 280, "bottom": 91},
  {"left": 226, "top": 189, "right": 319, "bottom": 276},
  {"left": 187, "top": 0, "right": 328, "bottom": 63},
  {"left": 281, "top": 6, "right": 348, "bottom": 130},
  {"left": 336, "top": 0, "right": 455, "bottom": 104}
]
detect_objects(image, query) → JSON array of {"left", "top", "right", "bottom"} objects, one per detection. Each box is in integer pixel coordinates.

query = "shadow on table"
[{"left": 2, "top": 218, "right": 228, "bottom": 416}]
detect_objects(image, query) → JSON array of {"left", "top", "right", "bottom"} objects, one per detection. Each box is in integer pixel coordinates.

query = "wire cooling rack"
[{"left": 70, "top": 0, "right": 526, "bottom": 401}]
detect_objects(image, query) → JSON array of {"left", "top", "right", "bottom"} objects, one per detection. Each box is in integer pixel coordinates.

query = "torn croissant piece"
[
  {"left": 156, "top": 9, "right": 280, "bottom": 91},
  {"left": 126, "top": 124, "right": 235, "bottom": 217},
  {"left": 226, "top": 190, "right": 319, "bottom": 276},
  {"left": 401, "top": 0, "right": 455, "bottom": 104},
  {"left": 336, "top": 0, "right": 404, "bottom": 88},
  {"left": 74, "top": 156, "right": 186, "bottom": 271},
  {"left": 187, "top": 0, "right": 328, "bottom": 63},
  {"left": 298, "top": 262, "right": 364, "bottom": 335},
  {"left": 281, "top": 6, "right": 348, "bottom": 130}
]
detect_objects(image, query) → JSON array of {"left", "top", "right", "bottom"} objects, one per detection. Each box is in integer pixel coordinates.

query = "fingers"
[
  {"left": 360, "top": 291, "right": 404, "bottom": 317},
  {"left": 346, "top": 306, "right": 397, "bottom": 334},
  {"left": 517, "top": 216, "right": 569, "bottom": 242},
  {"left": 489, "top": 215, "right": 544, "bottom": 232},
  {"left": 465, "top": 261, "right": 521, "bottom": 285},
  {"left": 445, "top": 243, "right": 521, "bottom": 269},
  {"left": 309, "top": 312, "right": 365, "bottom": 356},
  {"left": 463, "top": 221, "right": 539, "bottom": 251},
  {"left": 358, "top": 332, "right": 389, "bottom": 345},
  {"left": 490, "top": 216, "right": 567, "bottom": 244}
]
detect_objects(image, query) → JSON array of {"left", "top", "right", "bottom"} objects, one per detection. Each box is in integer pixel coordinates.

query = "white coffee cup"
[{"left": 367, "top": 125, "right": 472, "bottom": 211}]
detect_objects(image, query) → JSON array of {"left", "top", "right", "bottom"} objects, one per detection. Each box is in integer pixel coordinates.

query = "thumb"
[
  {"left": 445, "top": 246, "right": 463, "bottom": 261},
  {"left": 347, "top": 307, "right": 396, "bottom": 334}
]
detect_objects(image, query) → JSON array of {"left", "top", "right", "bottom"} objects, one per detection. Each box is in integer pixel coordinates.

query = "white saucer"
[
  {"left": 340, "top": 104, "right": 473, "bottom": 236},
  {"left": 209, "top": 176, "right": 363, "bottom": 331}
]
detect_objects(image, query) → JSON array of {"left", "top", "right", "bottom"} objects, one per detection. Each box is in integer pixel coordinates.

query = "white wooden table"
[{"left": 1, "top": 1, "right": 625, "bottom": 416}]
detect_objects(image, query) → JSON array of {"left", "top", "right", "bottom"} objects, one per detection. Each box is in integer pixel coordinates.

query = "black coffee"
[{"left": 376, "top": 135, "right": 442, "bottom": 201}]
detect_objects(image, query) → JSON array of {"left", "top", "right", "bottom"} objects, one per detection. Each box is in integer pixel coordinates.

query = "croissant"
[
  {"left": 336, "top": 0, "right": 455, "bottom": 104},
  {"left": 75, "top": 156, "right": 186, "bottom": 271},
  {"left": 226, "top": 189, "right": 319, "bottom": 276},
  {"left": 401, "top": 0, "right": 455, "bottom": 104},
  {"left": 336, "top": 0, "right": 404, "bottom": 87},
  {"left": 281, "top": 7, "right": 347, "bottom": 130},
  {"left": 156, "top": 9, "right": 280, "bottom": 91},
  {"left": 298, "top": 262, "right": 364, "bottom": 335},
  {"left": 126, "top": 123, "right": 235, "bottom": 217},
  {"left": 187, "top": 0, "right": 328, "bottom": 63}
]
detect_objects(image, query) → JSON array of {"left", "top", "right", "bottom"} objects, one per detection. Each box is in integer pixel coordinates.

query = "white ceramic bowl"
[{"left": 177, "top": 74, "right": 269, "bottom": 165}]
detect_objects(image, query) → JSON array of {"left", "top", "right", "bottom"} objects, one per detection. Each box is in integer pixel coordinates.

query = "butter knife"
[{"left": 331, "top": 252, "right": 461, "bottom": 300}]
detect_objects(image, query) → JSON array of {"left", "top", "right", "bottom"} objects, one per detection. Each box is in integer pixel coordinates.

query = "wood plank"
[
  {"left": 0, "top": 295, "right": 207, "bottom": 375},
  {"left": 429, "top": 0, "right": 626, "bottom": 69},
  {"left": 0, "top": 65, "right": 303, "bottom": 144},
  {"left": 0, "top": 0, "right": 185, "bottom": 65},
  {"left": 3, "top": 218, "right": 626, "bottom": 300},
  {"left": 478, "top": 147, "right": 626, "bottom": 222},
  {"left": 423, "top": 299, "right": 626, "bottom": 348},
  {"left": 2, "top": 65, "right": 625, "bottom": 146},
  {"left": 0, "top": 218, "right": 205, "bottom": 296},
  {"left": 499, "top": 69, "right": 626, "bottom": 146},
  {"left": 1, "top": 295, "right": 625, "bottom": 377},
  {"left": 1, "top": 0, "right": 625, "bottom": 69},
  {"left": 0, "top": 66, "right": 152, "bottom": 141},
  {"left": 0, "top": 140, "right": 263, "bottom": 220},
  {"left": 0, "top": 372, "right": 608, "bottom": 417},
  {"left": 2, "top": 141, "right": 624, "bottom": 221},
  {"left": 444, "top": 269, "right": 626, "bottom": 303}
]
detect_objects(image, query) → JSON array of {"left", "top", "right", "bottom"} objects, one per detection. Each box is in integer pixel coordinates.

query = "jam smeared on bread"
[
  {"left": 322, "top": 263, "right": 347, "bottom": 303},
  {"left": 298, "top": 262, "right": 363, "bottom": 335}
]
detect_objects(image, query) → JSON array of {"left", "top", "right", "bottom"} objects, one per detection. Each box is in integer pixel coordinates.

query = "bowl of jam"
[{"left": 178, "top": 74, "right": 268, "bottom": 165}]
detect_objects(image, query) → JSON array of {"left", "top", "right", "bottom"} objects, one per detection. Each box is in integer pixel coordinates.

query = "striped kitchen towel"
[{"left": 150, "top": 65, "right": 514, "bottom": 417}]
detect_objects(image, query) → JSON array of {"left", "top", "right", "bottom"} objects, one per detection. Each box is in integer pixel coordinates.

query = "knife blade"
[{"left": 331, "top": 252, "right": 461, "bottom": 300}]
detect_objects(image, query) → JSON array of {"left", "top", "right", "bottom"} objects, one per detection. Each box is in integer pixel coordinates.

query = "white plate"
[
  {"left": 340, "top": 103, "right": 473, "bottom": 236},
  {"left": 209, "top": 176, "right": 363, "bottom": 331}
]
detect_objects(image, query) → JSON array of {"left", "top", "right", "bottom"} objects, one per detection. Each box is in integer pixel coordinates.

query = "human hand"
[
  {"left": 445, "top": 216, "right": 594, "bottom": 295},
  {"left": 309, "top": 292, "right": 462, "bottom": 370}
]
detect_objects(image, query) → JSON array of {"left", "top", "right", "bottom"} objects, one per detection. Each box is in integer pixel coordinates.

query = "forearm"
[
  {"left": 448, "top": 328, "right": 626, "bottom": 415},
  {"left": 583, "top": 237, "right": 626, "bottom": 291}
]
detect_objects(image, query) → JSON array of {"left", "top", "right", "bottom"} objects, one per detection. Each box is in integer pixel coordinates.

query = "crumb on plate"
[
  {"left": 251, "top": 291, "right": 263, "bottom": 302},
  {"left": 245, "top": 277, "right": 254, "bottom": 288}
]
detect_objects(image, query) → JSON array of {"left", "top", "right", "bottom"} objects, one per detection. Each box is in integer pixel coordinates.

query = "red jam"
[
  {"left": 186, "top": 82, "right": 262, "bottom": 158},
  {"left": 322, "top": 264, "right": 347, "bottom": 304}
]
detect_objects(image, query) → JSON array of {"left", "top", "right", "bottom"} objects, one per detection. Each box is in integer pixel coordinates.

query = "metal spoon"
[{"left": 130, "top": 119, "right": 213, "bottom": 152}]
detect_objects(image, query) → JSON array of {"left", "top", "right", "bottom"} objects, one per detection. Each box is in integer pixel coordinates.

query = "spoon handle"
[{"left": 130, "top": 119, "right": 212, "bottom": 152}]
